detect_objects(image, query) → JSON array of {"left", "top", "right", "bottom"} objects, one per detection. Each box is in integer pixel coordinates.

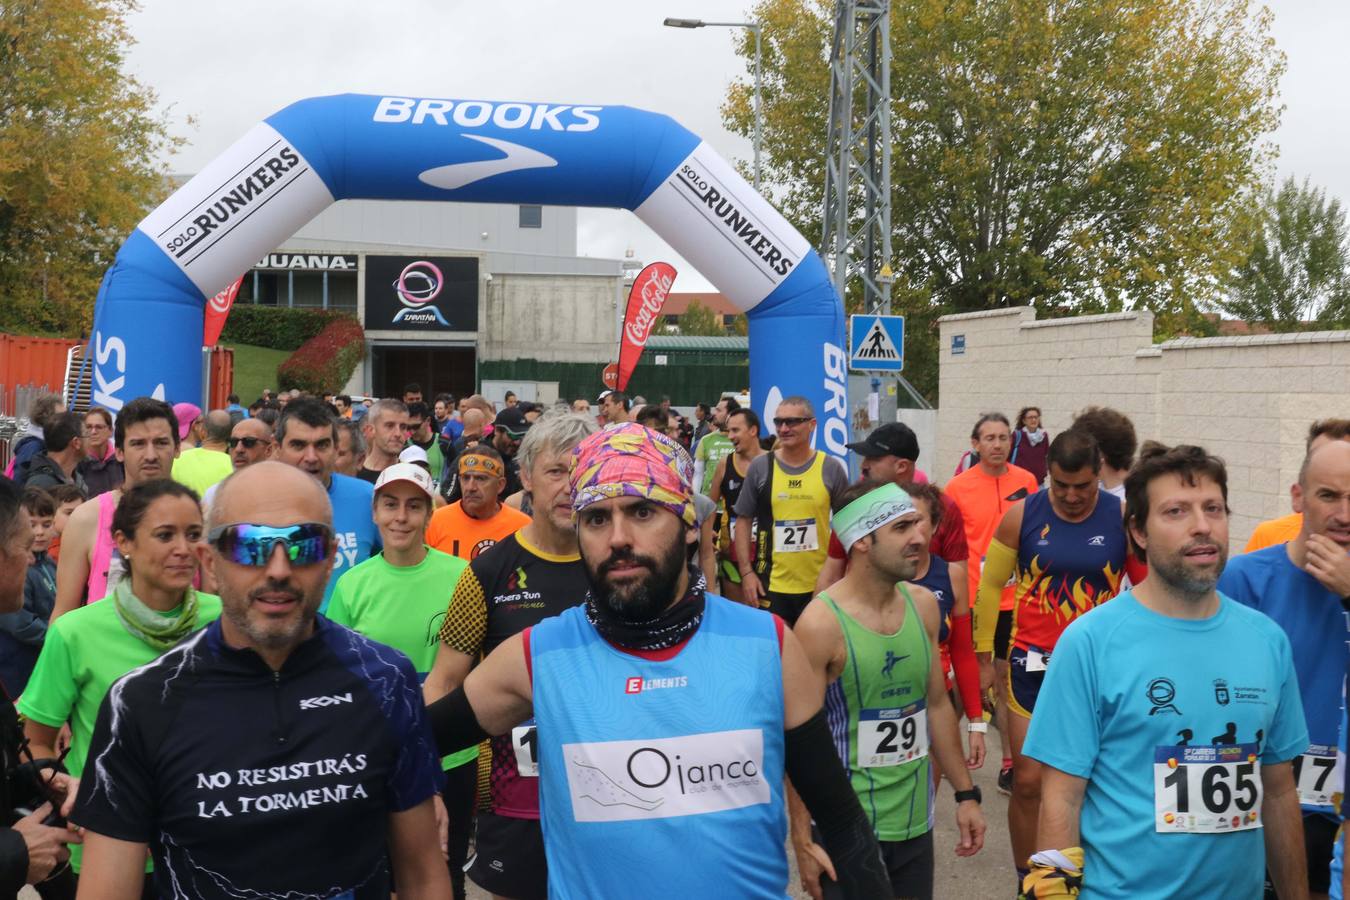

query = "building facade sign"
[{"left": 363, "top": 254, "right": 478, "bottom": 331}]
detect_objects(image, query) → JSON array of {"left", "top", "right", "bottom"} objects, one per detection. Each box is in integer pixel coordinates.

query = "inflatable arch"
[{"left": 89, "top": 94, "right": 849, "bottom": 459}]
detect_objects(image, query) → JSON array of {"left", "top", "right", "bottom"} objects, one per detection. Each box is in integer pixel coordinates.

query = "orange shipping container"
[
  {"left": 0, "top": 333, "right": 81, "bottom": 416},
  {"left": 208, "top": 347, "right": 234, "bottom": 410}
]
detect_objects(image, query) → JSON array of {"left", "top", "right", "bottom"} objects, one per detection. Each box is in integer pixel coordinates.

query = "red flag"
[
  {"left": 617, "top": 262, "right": 677, "bottom": 391},
  {"left": 203, "top": 277, "right": 244, "bottom": 348}
]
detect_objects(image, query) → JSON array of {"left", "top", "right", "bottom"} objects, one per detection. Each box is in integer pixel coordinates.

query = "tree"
[
  {"left": 1218, "top": 177, "right": 1350, "bottom": 332},
  {"left": 676, "top": 299, "right": 729, "bottom": 336},
  {"left": 723, "top": 0, "right": 1283, "bottom": 399},
  {"left": 0, "top": 0, "right": 180, "bottom": 336}
]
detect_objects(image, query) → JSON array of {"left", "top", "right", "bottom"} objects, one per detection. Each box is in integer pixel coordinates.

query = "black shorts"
[
  {"left": 818, "top": 827, "right": 934, "bottom": 900},
  {"left": 993, "top": 609, "right": 1013, "bottom": 661},
  {"left": 467, "top": 812, "right": 548, "bottom": 900},
  {"left": 765, "top": 590, "right": 814, "bottom": 627},
  {"left": 1264, "top": 812, "right": 1338, "bottom": 897},
  {"left": 1007, "top": 646, "right": 1048, "bottom": 718}
]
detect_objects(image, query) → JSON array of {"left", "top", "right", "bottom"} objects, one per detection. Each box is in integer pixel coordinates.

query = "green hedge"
[
  {"left": 219, "top": 305, "right": 355, "bottom": 352},
  {"left": 277, "top": 319, "right": 366, "bottom": 394}
]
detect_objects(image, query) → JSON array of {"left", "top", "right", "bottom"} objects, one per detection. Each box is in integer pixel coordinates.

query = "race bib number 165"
[{"left": 1153, "top": 743, "right": 1261, "bottom": 833}]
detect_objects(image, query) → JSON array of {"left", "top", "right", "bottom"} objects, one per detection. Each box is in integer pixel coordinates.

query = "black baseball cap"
[
  {"left": 493, "top": 406, "right": 532, "bottom": 437},
  {"left": 846, "top": 423, "right": 920, "bottom": 461}
]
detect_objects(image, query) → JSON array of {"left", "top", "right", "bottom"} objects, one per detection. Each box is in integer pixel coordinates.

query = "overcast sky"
[{"left": 123, "top": 0, "right": 1349, "bottom": 292}]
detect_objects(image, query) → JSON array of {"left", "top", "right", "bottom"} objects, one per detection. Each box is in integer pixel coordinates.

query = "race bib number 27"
[
  {"left": 1153, "top": 743, "right": 1261, "bottom": 833},
  {"left": 773, "top": 519, "right": 818, "bottom": 553}
]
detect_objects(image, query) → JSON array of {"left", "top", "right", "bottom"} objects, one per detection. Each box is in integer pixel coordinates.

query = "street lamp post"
[{"left": 663, "top": 16, "right": 762, "bottom": 193}]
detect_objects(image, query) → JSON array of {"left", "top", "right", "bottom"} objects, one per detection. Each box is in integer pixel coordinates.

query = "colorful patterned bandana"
[
  {"left": 459, "top": 452, "right": 504, "bottom": 479},
  {"left": 570, "top": 423, "right": 695, "bottom": 526},
  {"left": 832, "top": 482, "right": 919, "bottom": 552}
]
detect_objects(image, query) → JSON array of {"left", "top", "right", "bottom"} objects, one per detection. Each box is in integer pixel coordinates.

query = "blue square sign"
[{"left": 849, "top": 314, "right": 904, "bottom": 372}]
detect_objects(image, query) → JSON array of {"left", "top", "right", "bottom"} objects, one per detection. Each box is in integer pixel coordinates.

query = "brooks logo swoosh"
[{"left": 417, "top": 135, "right": 558, "bottom": 190}]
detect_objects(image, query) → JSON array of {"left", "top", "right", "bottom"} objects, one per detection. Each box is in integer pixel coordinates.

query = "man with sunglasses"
[
  {"left": 405, "top": 402, "right": 448, "bottom": 491},
  {"left": 273, "top": 398, "right": 379, "bottom": 613},
  {"left": 72, "top": 461, "right": 449, "bottom": 899},
  {"left": 201, "top": 418, "right": 275, "bottom": 510},
  {"left": 734, "top": 396, "right": 849, "bottom": 626}
]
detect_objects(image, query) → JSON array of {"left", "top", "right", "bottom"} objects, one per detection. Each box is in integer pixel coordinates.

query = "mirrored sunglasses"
[{"left": 207, "top": 522, "right": 333, "bottom": 567}]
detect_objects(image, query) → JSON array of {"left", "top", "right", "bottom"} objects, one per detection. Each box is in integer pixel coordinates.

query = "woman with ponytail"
[{"left": 18, "top": 479, "right": 222, "bottom": 893}]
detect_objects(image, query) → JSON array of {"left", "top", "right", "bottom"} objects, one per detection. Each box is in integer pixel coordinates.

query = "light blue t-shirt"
[
  {"left": 1331, "top": 679, "right": 1347, "bottom": 899},
  {"left": 1219, "top": 543, "right": 1349, "bottom": 816},
  {"left": 323, "top": 473, "right": 380, "bottom": 613},
  {"left": 1023, "top": 590, "right": 1308, "bottom": 900}
]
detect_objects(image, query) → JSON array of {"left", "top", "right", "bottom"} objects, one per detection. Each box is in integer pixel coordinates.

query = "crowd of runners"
[{"left": 0, "top": 383, "right": 1345, "bottom": 900}]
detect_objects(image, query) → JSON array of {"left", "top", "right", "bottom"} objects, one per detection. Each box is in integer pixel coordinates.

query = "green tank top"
[{"left": 822, "top": 585, "right": 934, "bottom": 841}]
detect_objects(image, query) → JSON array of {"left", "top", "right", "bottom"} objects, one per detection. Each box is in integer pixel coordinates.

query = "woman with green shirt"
[
  {"left": 326, "top": 462, "right": 472, "bottom": 900},
  {"left": 20, "top": 479, "right": 221, "bottom": 891}
]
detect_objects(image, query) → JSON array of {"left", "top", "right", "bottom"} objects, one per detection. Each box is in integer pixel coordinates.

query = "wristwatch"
[{"left": 954, "top": 787, "right": 982, "bottom": 805}]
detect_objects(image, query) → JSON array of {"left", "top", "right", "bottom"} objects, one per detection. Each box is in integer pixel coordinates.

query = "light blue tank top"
[{"left": 530, "top": 594, "right": 789, "bottom": 899}]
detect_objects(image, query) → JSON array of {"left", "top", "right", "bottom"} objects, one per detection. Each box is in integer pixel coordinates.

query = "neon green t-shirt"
[
  {"left": 171, "top": 447, "right": 234, "bottom": 497},
  {"left": 695, "top": 431, "right": 734, "bottom": 494},
  {"left": 327, "top": 547, "right": 476, "bottom": 770},
  {"left": 18, "top": 592, "right": 222, "bottom": 871}
]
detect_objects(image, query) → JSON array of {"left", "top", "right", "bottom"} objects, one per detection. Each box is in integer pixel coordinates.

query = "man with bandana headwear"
[
  {"left": 426, "top": 444, "right": 529, "bottom": 562},
  {"left": 426, "top": 422, "right": 892, "bottom": 899}
]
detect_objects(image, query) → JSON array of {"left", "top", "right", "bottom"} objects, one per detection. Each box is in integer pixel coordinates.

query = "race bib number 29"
[
  {"left": 1153, "top": 743, "right": 1261, "bottom": 833},
  {"left": 857, "top": 701, "right": 928, "bottom": 768}
]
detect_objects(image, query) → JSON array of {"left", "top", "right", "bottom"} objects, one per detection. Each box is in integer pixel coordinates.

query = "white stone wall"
[{"left": 937, "top": 306, "right": 1350, "bottom": 549}]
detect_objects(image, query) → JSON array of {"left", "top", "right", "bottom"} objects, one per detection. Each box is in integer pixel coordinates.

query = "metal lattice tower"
[
  {"left": 821, "top": 1, "right": 930, "bottom": 409},
  {"left": 820, "top": 0, "right": 893, "bottom": 316}
]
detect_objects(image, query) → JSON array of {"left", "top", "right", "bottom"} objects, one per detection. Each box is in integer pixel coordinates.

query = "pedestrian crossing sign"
[{"left": 849, "top": 314, "right": 904, "bottom": 372}]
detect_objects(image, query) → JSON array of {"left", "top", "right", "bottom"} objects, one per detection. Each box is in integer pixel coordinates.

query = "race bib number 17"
[
  {"left": 1153, "top": 743, "right": 1261, "bottom": 833},
  {"left": 512, "top": 719, "right": 539, "bottom": 778}
]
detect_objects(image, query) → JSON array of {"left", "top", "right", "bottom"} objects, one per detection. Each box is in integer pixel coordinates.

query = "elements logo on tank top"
[{"left": 562, "top": 729, "right": 769, "bottom": 823}]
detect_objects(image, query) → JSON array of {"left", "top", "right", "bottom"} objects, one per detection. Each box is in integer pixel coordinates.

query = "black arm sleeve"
[
  {"left": 0, "top": 828, "right": 27, "bottom": 894},
  {"left": 426, "top": 686, "right": 492, "bottom": 757},
  {"left": 785, "top": 708, "right": 891, "bottom": 900}
]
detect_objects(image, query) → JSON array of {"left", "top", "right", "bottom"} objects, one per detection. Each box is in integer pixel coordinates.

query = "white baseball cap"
[
  {"left": 399, "top": 445, "right": 429, "bottom": 465},
  {"left": 374, "top": 462, "right": 435, "bottom": 501}
]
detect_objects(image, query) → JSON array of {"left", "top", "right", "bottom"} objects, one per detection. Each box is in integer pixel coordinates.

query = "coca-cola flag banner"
[
  {"left": 202, "top": 276, "right": 244, "bottom": 347},
  {"left": 617, "top": 262, "right": 677, "bottom": 391}
]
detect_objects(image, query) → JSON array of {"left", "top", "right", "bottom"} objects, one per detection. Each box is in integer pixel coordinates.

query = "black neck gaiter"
[{"left": 585, "top": 567, "right": 707, "bottom": 651}]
